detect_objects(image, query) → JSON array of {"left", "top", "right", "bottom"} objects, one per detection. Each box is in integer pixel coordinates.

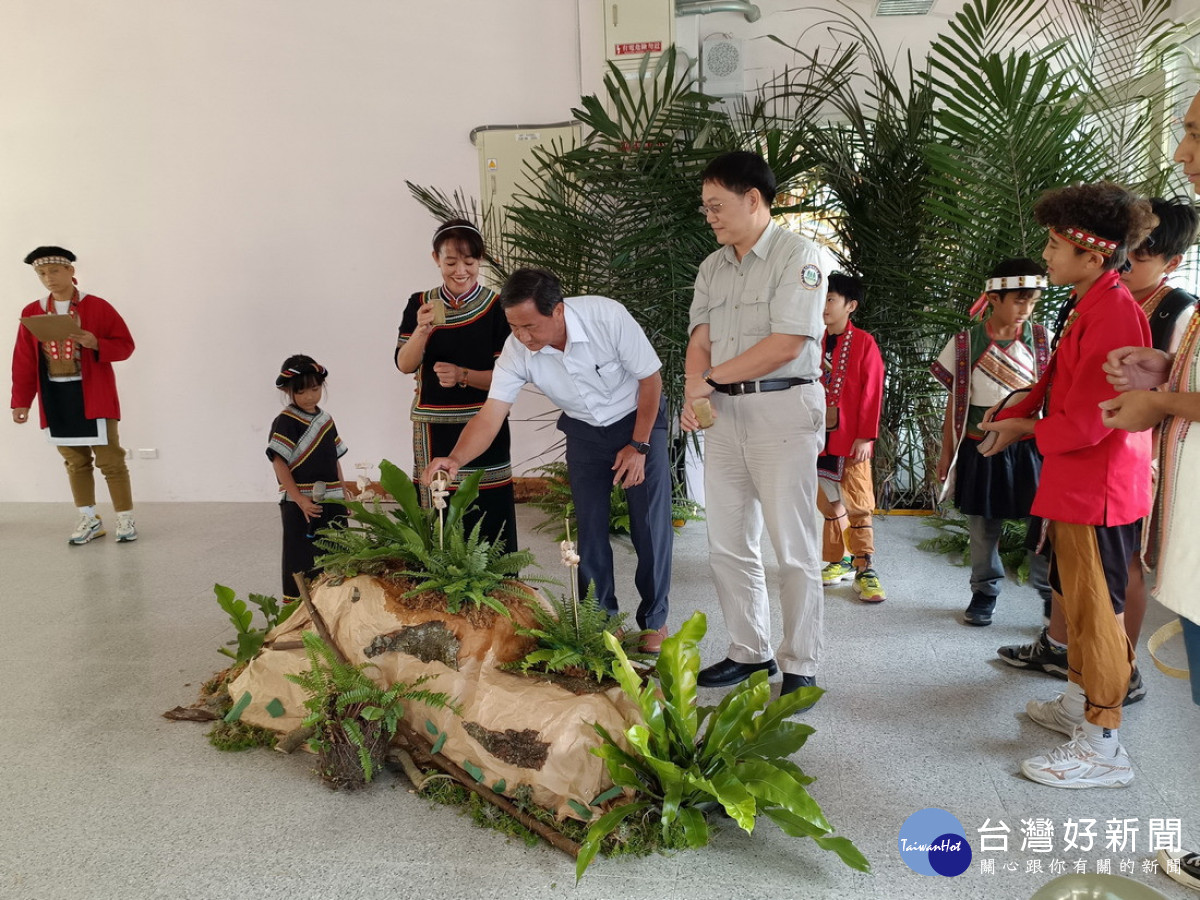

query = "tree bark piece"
[{"left": 293, "top": 572, "right": 348, "bottom": 664}]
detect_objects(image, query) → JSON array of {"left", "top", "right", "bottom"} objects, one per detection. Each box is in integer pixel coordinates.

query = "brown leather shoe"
[{"left": 640, "top": 626, "right": 668, "bottom": 654}]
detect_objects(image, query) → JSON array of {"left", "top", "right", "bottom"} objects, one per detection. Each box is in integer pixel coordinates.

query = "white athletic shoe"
[
  {"left": 115, "top": 512, "right": 138, "bottom": 543},
  {"left": 1026, "top": 694, "right": 1082, "bottom": 737},
  {"left": 69, "top": 514, "right": 105, "bottom": 545},
  {"left": 1020, "top": 728, "right": 1134, "bottom": 789}
]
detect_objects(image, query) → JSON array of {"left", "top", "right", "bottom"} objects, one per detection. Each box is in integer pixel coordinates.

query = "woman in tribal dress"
[{"left": 394, "top": 219, "right": 518, "bottom": 553}]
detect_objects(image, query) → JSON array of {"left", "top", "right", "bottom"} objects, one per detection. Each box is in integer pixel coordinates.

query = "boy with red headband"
[
  {"left": 11, "top": 246, "right": 138, "bottom": 544},
  {"left": 980, "top": 181, "right": 1156, "bottom": 789}
]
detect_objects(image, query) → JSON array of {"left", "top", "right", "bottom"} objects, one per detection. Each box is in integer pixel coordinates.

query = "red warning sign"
[{"left": 614, "top": 41, "right": 663, "bottom": 56}]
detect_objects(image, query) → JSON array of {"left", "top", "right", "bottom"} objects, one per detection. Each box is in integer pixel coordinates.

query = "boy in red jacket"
[
  {"left": 10, "top": 246, "right": 138, "bottom": 544},
  {"left": 817, "top": 272, "right": 886, "bottom": 602},
  {"left": 981, "top": 182, "right": 1156, "bottom": 789}
]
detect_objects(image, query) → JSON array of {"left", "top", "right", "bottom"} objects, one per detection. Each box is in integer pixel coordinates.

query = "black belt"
[{"left": 712, "top": 377, "right": 814, "bottom": 396}]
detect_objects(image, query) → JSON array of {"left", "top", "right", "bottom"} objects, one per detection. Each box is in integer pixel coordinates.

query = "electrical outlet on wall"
[{"left": 137, "top": 448, "right": 158, "bottom": 459}]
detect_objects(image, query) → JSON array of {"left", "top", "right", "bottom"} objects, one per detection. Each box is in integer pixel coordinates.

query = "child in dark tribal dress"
[{"left": 266, "top": 354, "right": 348, "bottom": 601}]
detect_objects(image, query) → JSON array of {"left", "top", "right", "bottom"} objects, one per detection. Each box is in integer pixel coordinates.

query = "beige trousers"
[
  {"left": 56, "top": 419, "right": 133, "bottom": 511},
  {"left": 703, "top": 382, "right": 826, "bottom": 676}
]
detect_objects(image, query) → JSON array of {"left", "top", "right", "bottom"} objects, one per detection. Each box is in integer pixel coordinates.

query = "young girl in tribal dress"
[
  {"left": 931, "top": 258, "right": 1052, "bottom": 627},
  {"left": 267, "top": 355, "right": 348, "bottom": 601},
  {"left": 395, "top": 219, "right": 517, "bottom": 553}
]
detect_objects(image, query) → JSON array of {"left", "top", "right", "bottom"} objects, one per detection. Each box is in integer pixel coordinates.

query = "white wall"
[
  {"left": 0, "top": 0, "right": 583, "bottom": 502},
  {"left": 5, "top": 0, "right": 1192, "bottom": 502}
]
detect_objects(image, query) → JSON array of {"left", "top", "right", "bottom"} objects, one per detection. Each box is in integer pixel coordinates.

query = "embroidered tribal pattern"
[
  {"left": 269, "top": 408, "right": 340, "bottom": 470},
  {"left": 1054, "top": 227, "right": 1119, "bottom": 257},
  {"left": 821, "top": 325, "right": 854, "bottom": 409},
  {"left": 1148, "top": 312, "right": 1200, "bottom": 569}
]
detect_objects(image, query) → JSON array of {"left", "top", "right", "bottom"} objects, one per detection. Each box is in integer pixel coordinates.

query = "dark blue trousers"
[{"left": 558, "top": 403, "right": 672, "bottom": 630}]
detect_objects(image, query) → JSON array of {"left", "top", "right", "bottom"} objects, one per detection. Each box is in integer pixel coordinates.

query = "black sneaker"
[
  {"left": 1123, "top": 665, "right": 1146, "bottom": 706},
  {"left": 997, "top": 626, "right": 1068, "bottom": 678},
  {"left": 963, "top": 592, "right": 996, "bottom": 626},
  {"left": 1158, "top": 848, "right": 1200, "bottom": 891}
]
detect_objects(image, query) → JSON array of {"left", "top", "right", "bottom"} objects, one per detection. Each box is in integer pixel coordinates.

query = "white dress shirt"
[{"left": 489, "top": 296, "right": 661, "bottom": 427}]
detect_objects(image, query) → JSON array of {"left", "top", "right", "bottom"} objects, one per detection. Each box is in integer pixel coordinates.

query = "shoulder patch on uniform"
[{"left": 800, "top": 264, "right": 823, "bottom": 289}]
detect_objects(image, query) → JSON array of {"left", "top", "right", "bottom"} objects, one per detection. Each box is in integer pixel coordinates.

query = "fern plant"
[
  {"left": 214, "top": 583, "right": 298, "bottom": 664},
  {"left": 315, "top": 458, "right": 481, "bottom": 575},
  {"left": 315, "top": 460, "right": 543, "bottom": 615},
  {"left": 509, "top": 584, "right": 651, "bottom": 684},
  {"left": 398, "top": 518, "right": 547, "bottom": 617},
  {"left": 284, "top": 631, "right": 457, "bottom": 787},
  {"left": 577, "top": 612, "right": 868, "bottom": 880}
]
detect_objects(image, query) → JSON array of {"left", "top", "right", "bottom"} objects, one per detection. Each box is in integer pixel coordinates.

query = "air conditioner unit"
[{"left": 700, "top": 35, "right": 743, "bottom": 97}]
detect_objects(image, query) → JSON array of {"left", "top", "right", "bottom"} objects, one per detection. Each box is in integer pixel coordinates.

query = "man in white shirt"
[
  {"left": 423, "top": 268, "right": 673, "bottom": 651},
  {"left": 681, "top": 151, "right": 828, "bottom": 697}
]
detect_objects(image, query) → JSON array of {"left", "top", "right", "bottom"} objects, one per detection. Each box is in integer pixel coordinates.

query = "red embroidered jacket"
[
  {"left": 998, "top": 271, "right": 1151, "bottom": 526},
  {"left": 821, "top": 322, "right": 885, "bottom": 458},
  {"left": 11, "top": 293, "right": 135, "bottom": 428}
]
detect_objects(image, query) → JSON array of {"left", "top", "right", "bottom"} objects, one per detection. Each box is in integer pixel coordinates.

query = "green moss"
[
  {"left": 415, "top": 778, "right": 689, "bottom": 859},
  {"left": 207, "top": 720, "right": 278, "bottom": 752}
]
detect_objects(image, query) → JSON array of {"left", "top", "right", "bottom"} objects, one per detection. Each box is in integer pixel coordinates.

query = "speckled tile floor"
[{"left": 0, "top": 502, "right": 1196, "bottom": 900}]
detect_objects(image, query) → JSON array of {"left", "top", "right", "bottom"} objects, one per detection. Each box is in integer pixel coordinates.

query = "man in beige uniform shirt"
[{"left": 682, "top": 151, "right": 828, "bottom": 698}]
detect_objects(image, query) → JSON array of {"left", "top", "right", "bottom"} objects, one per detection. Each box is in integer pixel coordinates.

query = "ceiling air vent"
[{"left": 875, "top": 0, "right": 935, "bottom": 15}]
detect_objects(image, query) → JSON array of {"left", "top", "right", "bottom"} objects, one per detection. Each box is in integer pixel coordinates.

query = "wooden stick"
[
  {"left": 393, "top": 719, "right": 581, "bottom": 859},
  {"left": 292, "top": 572, "right": 348, "bottom": 664}
]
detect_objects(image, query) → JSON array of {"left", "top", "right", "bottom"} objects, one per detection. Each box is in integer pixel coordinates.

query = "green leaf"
[
  {"left": 264, "top": 698, "right": 285, "bottom": 718},
  {"left": 676, "top": 806, "right": 710, "bottom": 850},
  {"left": 654, "top": 611, "right": 705, "bottom": 748},
  {"left": 575, "top": 800, "right": 651, "bottom": 881},
  {"left": 224, "top": 690, "right": 252, "bottom": 723},
  {"left": 566, "top": 799, "right": 593, "bottom": 820},
  {"left": 462, "top": 760, "right": 484, "bottom": 782},
  {"left": 431, "top": 733, "right": 447, "bottom": 756},
  {"left": 591, "top": 785, "right": 624, "bottom": 806},
  {"left": 735, "top": 760, "right": 831, "bottom": 835},
  {"left": 813, "top": 834, "right": 872, "bottom": 873}
]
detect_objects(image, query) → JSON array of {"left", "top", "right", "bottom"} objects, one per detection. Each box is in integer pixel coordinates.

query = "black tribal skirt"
[{"left": 954, "top": 436, "right": 1041, "bottom": 520}]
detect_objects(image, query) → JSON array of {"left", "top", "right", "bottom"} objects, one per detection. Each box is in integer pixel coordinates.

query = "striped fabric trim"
[{"left": 1149, "top": 312, "right": 1200, "bottom": 569}]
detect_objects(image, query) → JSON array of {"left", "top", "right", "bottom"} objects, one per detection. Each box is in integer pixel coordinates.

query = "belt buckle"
[{"left": 729, "top": 382, "right": 748, "bottom": 396}]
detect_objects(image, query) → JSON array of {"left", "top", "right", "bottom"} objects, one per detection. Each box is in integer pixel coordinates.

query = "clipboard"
[{"left": 19, "top": 315, "right": 79, "bottom": 342}]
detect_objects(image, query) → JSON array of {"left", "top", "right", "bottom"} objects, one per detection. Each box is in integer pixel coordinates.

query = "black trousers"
[
  {"left": 559, "top": 402, "right": 672, "bottom": 630},
  {"left": 280, "top": 500, "right": 346, "bottom": 600}
]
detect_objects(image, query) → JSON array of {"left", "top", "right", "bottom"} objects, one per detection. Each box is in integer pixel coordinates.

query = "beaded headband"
[
  {"left": 30, "top": 256, "right": 73, "bottom": 267},
  {"left": 984, "top": 274, "right": 1046, "bottom": 293},
  {"left": 1053, "top": 226, "right": 1119, "bottom": 257},
  {"left": 968, "top": 275, "right": 1047, "bottom": 319},
  {"left": 276, "top": 360, "right": 328, "bottom": 388}
]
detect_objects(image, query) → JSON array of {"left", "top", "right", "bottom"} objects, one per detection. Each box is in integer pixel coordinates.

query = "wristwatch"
[
  {"left": 702, "top": 367, "right": 720, "bottom": 389},
  {"left": 629, "top": 440, "right": 651, "bottom": 455}
]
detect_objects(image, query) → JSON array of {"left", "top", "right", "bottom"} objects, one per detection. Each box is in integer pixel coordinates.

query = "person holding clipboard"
[{"left": 10, "top": 246, "right": 138, "bottom": 544}]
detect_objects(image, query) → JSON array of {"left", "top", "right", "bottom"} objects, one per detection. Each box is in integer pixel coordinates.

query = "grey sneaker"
[
  {"left": 1123, "top": 665, "right": 1145, "bottom": 706},
  {"left": 1026, "top": 693, "right": 1082, "bottom": 736},
  {"left": 998, "top": 627, "right": 1068, "bottom": 678},
  {"left": 115, "top": 512, "right": 138, "bottom": 543},
  {"left": 69, "top": 514, "right": 105, "bottom": 545}
]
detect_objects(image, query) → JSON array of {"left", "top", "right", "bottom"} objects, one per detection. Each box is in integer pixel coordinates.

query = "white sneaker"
[
  {"left": 115, "top": 512, "right": 138, "bottom": 543},
  {"left": 69, "top": 514, "right": 105, "bottom": 545},
  {"left": 1026, "top": 694, "right": 1082, "bottom": 736},
  {"left": 1020, "top": 728, "right": 1134, "bottom": 789}
]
